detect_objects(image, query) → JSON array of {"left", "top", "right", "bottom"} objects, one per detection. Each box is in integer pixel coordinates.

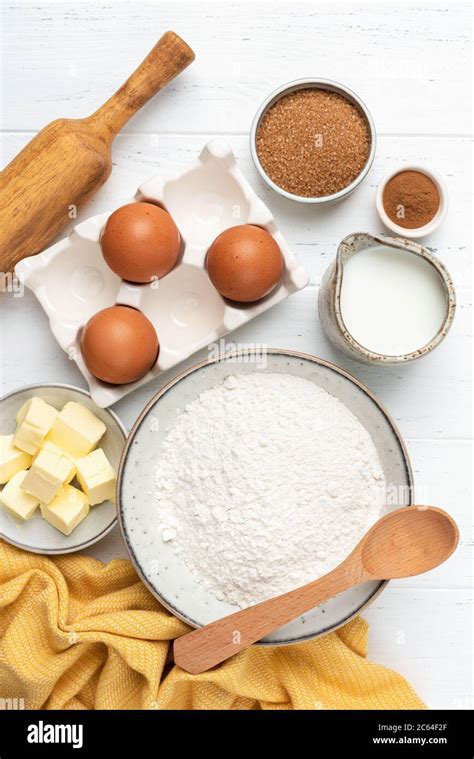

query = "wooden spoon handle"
[
  {"left": 174, "top": 561, "right": 365, "bottom": 674},
  {"left": 87, "top": 31, "right": 195, "bottom": 137}
]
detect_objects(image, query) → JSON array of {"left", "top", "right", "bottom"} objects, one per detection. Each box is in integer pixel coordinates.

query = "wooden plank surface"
[{"left": 1, "top": 2, "right": 471, "bottom": 135}]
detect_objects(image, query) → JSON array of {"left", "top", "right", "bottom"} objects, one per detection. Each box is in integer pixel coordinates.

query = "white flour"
[{"left": 155, "top": 373, "right": 385, "bottom": 607}]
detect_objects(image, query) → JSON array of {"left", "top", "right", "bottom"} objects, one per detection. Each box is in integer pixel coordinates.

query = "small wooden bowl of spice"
[
  {"left": 376, "top": 166, "right": 448, "bottom": 239},
  {"left": 250, "top": 78, "right": 376, "bottom": 204}
]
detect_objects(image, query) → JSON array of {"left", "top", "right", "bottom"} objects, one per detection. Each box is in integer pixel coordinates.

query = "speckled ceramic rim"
[
  {"left": 0, "top": 382, "right": 127, "bottom": 555},
  {"left": 117, "top": 349, "right": 414, "bottom": 645},
  {"left": 334, "top": 233, "right": 457, "bottom": 363},
  {"left": 250, "top": 77, "right": 377, "bottom": 204},
  {"left": 376, "top": 165, "right": 449, "bottom": 239}
]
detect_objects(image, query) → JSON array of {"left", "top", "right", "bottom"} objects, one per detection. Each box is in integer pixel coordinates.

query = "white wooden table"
[{"left": 1, "top": 0, "right": 472, "bottom": 710}]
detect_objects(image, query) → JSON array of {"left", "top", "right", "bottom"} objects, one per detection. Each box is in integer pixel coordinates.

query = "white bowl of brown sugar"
[{"left": 250, "top": 78, "right": 376, "bottom": 204}]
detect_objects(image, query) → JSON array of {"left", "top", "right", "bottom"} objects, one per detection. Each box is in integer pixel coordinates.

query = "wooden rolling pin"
[{"left": 0, "top": 31, "right": 195, "bottom": 272}]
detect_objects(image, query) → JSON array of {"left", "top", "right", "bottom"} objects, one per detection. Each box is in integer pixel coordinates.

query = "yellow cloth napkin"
[{"left": 0, "top": 540, "right": 424, "bottom": 710}]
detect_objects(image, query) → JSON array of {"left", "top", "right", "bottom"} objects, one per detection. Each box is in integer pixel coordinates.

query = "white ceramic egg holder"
[{"left": 15, "top": 140, "right": 309, "bottom": 408}]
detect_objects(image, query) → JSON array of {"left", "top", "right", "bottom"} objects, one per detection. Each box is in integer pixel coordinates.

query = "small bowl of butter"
[{"left": 0, "top": 383, "right": 126, "bottom": 554}]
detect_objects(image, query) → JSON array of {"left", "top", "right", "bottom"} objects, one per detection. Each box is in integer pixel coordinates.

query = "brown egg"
[
  {"left": 206, "top": 225, "right": 284, "bottom": 302},
  {"left": 101, "top": 202, "right": 180, "bottom": 283},
  {"left": 80, "top": 306, "right": 159, "bottom": 385}
]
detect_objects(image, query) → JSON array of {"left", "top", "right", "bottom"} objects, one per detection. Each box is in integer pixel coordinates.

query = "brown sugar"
[
  {"left": 383, "top": 170, "right": 440, "bottom": 229},
  {"left": 255, "top": 88, "right": 371, "bottom": 198}
]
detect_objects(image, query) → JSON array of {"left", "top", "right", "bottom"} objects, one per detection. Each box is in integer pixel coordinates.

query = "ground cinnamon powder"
[
  {"left": 383, "top": 170, "right": 440, "bottom": 229},
  {"left": 256, "top": 88, "right": 371, "bottom": 197}
]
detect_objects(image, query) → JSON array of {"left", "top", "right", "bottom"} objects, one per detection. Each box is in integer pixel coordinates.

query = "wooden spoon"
[{"left": 173, "top": 505, "right": 458, "bottom": 674}]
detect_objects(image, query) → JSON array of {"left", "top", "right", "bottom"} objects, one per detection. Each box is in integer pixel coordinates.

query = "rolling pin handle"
[{"left": 87, "top": 31, "right": 195, "bottom": 138}]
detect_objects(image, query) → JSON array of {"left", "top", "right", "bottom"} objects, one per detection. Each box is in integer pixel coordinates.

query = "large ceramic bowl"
[
  {"left": 118, "top": 350, "right": 413, "bottom": 644},
  {"left": 0, "top": 384, "right": 126, "bottom": 554}
]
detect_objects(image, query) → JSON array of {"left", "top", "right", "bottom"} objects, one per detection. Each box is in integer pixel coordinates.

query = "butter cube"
[
  {"left": 76, "top": 449, "right": 116, "bottom": 505},
  {"left": 13, "top": 397, "right": 58, "bottom": 454},
  {"left": 22, "top": 445, "right": 76, "bottom": 504},
  {"left": 0, "top": 435, "right": 32, "bottom": 484},
  {"left": 0, "top": 470, "right": 40, "bottom": 520},
  {"left": 40, "top": 484, "right": 89, "bottom": 536},
  {"left": 33, "top": 441, "right": 76, "bottom": 483},
  {"left": 47, "top": 402, "right": 106, "bottom": 458}
]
